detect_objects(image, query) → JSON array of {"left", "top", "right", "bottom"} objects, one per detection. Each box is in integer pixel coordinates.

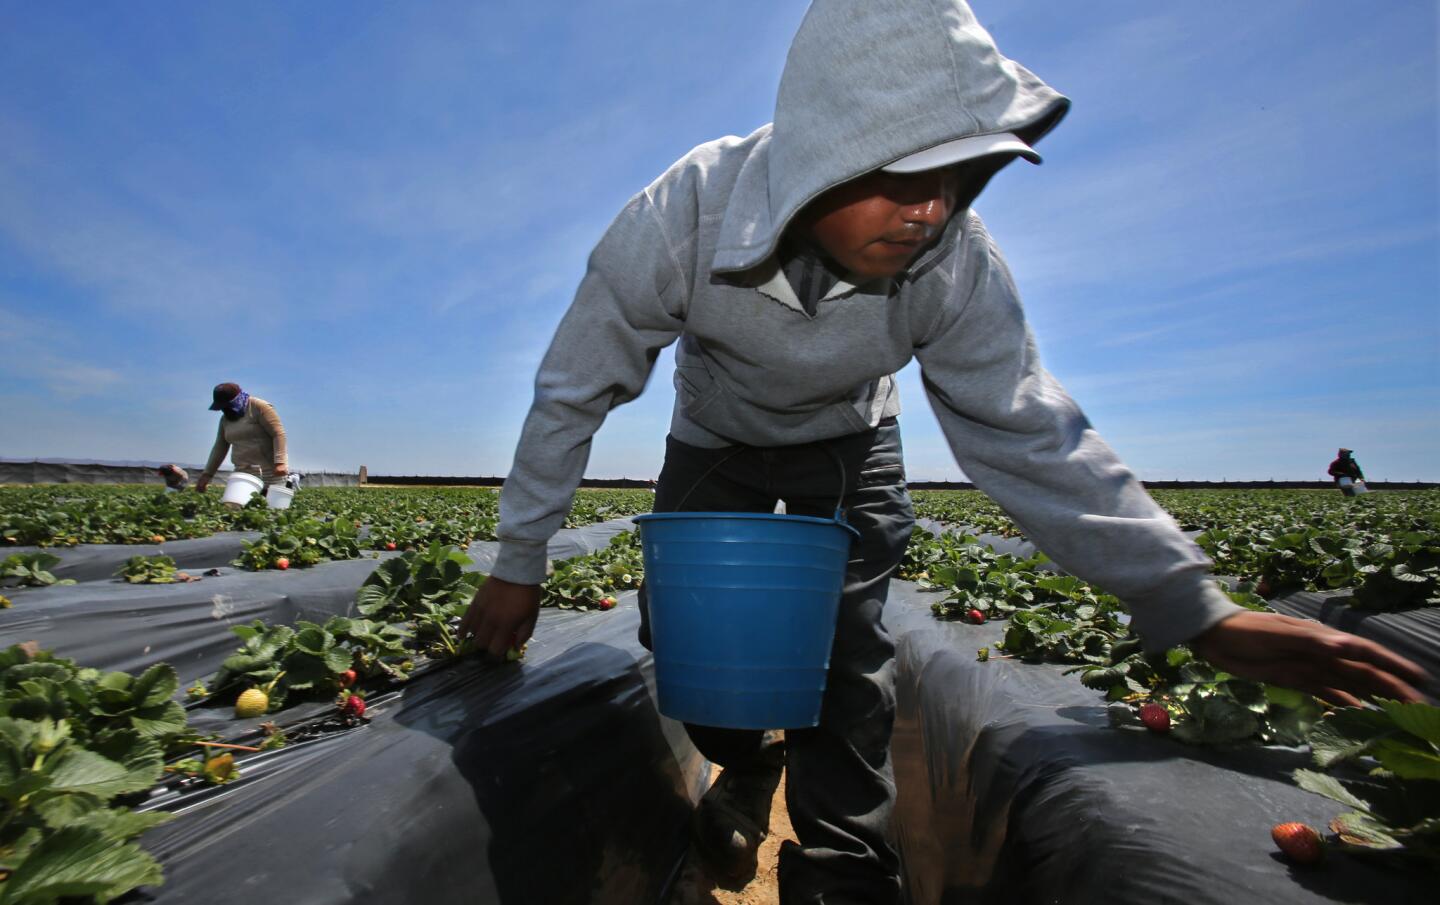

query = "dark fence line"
[
  {"left": 365, "top": 476, "right": 1438, "bottom": 490},
  {"left": 907, "top": 480, "right": 1438, "bottom": 490},
  {"left": 367, "top": 475, "right": 653, "bottom": 488}
]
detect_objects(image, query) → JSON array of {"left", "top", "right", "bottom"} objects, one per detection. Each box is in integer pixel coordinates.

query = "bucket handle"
[{"left": 671, "top": 444, "right": 851, "bottom": 526}]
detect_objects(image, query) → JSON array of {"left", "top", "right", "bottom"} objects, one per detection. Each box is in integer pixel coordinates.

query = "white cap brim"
[{"left": 882, "top": 132, "right": 1040, "bottom": 174}]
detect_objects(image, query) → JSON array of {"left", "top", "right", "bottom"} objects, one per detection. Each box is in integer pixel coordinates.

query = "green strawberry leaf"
[
  {"left": 42, "top": 747, "right": 155, "bottom": 800},
  {"left": 1308, "top": 707, "right": 1395, "bottom": 768},
  {"left": 1378, "top": 699, "right": 1440, "bottom": 746},
  {"left": 1294, "top": 768, "right": 1371, "bottom": 811},
  {"left": 1369, "top": 738, "right": 1440, "bottom": 781},
  {"left": 130, "top": 663, "right": 179, "bottom": 709},
  {"left": 0, "top": 825, "right": 165, "bottom": 905}
]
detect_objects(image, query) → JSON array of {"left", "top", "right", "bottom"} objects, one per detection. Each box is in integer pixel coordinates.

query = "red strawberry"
[
  {"left": 275, "top": 557, "right": 290, "bottom": 571},
  {"left": 341, "top": 694, "right": 366, "bottom": 718},
  {"left": 1139, "top": 702, "right": 1171, "bottom": 734},
  {"left": 964, "top": 608, "right": 986, "bottom": 624},
  {"left": 385, "top": 541, "right": 397, "bottom": 551},
  {"left": 1271, "top": 823, "right": 1324, "bottom": 865},
  {"left": 338, "top": 669, "right": 357, "bottom": 688},
  {"left": 598, "top": 596, "right": 617, "bottom": 611}
]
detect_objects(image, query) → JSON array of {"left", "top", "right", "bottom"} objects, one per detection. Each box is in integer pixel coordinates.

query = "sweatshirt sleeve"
[
  {"left": 912, "top": 217, "right": 1241, "bottom": 651},
  {"left": 253, "top": 400, "right": 288, "bottom": 465},
  {"left": 491, "top": 191, "right": 687, "bottom": 584},
  {"left": 202, "top": 420, "right": 229, "bottom": 478}
]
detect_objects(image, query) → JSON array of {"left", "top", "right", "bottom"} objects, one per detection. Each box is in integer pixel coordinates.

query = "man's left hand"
[{"left": 1192, "top": 610, "right": 1430, "bottom": 707}]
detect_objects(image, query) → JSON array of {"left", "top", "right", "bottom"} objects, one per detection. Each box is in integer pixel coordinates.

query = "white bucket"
[
  {"left": 221, "top": 472, "right": 264, "bottom": 509},
  {"left": 267, "top": 484, "right": 295, "bottom": 510}
]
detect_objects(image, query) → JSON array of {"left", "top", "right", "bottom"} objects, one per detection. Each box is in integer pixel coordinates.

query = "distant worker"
[
  {"left": 1328, "top": 447, "right": 1366, "bottom": 496},
  {"left": 155, "top": 464, "right": 189, "bottom": 490},
  {"left": 194, "top": 383, "right": 289, "bottom": 493}
]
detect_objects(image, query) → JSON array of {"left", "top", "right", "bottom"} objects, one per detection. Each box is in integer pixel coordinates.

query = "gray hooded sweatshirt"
[{"left": 491, "top": 0, "right": 1241, "bottom": 651}]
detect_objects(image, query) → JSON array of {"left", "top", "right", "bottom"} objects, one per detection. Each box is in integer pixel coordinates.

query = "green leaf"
[
  {"left": 1263, "top": 684, "right": 1311, "bottom": 710},
  {"left": 355, "top": 584, "right": 392, "bottom": 616},
  {"left": 43, "top": 747, "right": 156, "bottom": 799},
  {"left": 1078, "top": 666, "right": 1126, "bottom": 690},
  {"left": 32, "top": 785, "right": 101, "bottom": 821},
  {"left": 71, "top": 805, "right": 175, "bottom": 841},
  {"left": 278, "top": 651, "right": 331, "bottom": 690},
  {"left": 1308, "top": 707, "right": 1394, "bottom": 768},
  {"left": 1369, "top": 738, "right": 1440, "bottom": 781},
  {"left": 292, "top": 626, "right": 331, "bottom": 656},
  {"left": 94, "top": 672, "right": 132, "bottom": 694},
  {"left": 130, "top": 663, "right": 179, "bottom": 709},
  {"left": 128, "top": 702, "right": 188, "bottom": 740},
  {"left": 325, "top": 616, "right": 356, "bottom": 635},
  {"left": 0, "top": 826, "right": 165, "bottom": 905},
  {"left": 1379, "top": 699, "right": 1440, "bottom": 746},
  {"left": 322, "top": 647, "right": 353, "bottom": 673},
  {"left": 1191, "top": 695, "right": 1260, "bottom": 744},
  {"left": 1294, "top": 768, "right": 1371, "bottom": 811}
]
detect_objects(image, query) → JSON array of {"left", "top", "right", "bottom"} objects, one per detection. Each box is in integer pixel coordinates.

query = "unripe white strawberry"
[
  {"left": 234, "top": 671, "right": 285, "bottom": 719},
  {"left": 235, "top": 688, "right": 269, "bottom": 718}
]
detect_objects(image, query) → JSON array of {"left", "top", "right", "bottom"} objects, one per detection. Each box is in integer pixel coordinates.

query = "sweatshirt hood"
[{"left": 713, "top": 0, "right": 1069, "bottom": 274}]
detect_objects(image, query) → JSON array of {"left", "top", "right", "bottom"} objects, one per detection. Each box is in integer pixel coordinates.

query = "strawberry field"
[
  {"left": 915, "top": 488, "right": 1440, "bottom": 609},
  {"left": 0, "top": 484, "right": 655, "bottom": 555},
  {"left": 0, "top": 485, "right": 679, "bottom": 904},
  {"left": 896, "top": 488, "right": 1438, "bottom": 898},
  {"left": 0, "top": 484, "right": 1435, "bottom": 903}
]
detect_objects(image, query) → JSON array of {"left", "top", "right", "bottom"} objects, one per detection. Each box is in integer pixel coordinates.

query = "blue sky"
[{"left": 2, "top": 1, "right": 1435, "bottom": 481}]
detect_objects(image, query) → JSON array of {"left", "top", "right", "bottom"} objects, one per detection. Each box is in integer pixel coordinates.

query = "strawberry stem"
[{"left": 195, "top": 741, "right": 262, "bottom": 753}]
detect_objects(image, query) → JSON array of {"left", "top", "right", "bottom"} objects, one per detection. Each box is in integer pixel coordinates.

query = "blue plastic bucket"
[{"left": 634, "top": 510, "right": 859, "bottom": 729}]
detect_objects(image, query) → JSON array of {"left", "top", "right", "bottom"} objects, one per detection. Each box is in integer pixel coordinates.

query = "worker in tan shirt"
[{"left": 195, "top": 382, "right": 289, "bottom": 492}]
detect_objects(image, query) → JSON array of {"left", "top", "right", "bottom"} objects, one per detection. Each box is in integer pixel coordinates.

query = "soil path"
[{"left": 666, "top": 767, "right": 794, "bottom": 905}]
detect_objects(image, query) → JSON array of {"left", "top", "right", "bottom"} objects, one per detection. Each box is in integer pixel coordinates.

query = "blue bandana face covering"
[{"left": 223, "top": 389, "right": 250, "bottom": 420}]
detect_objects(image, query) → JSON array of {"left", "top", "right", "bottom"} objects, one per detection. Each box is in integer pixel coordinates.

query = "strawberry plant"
[
  {"left": 355, "top": 543, "right": 487, "bottom": 657},
  {"left": 1, "top": 553, "right": 75, "bottom": 589},
  {"left": 208, "top": 616, "right": 414, "bottom": 710},
  {"left": 542, "top": 531, "right": 644, "bottom": 610},
  {"left": 902, "top": 529, "right": 1059, "bottom": 620},
  {"left": 0, "top": 716, "right": 174, "bottom": 903},
  {"left": 910, "top": 491, "right": 1022, "bottom": 537},
  {"left": 562, "top": 490, "right": 655, "bottom": 528},
  {"left": 1349, "top": 531, "right": 1440, "bottom": 611},
  {"left": 355, "top": 543, "right": 483, "bottom": 623},
  {"left": 1291, "top": 700, "right": 1440, "bottom": 864},
  {"left": 998, "top": 601, "right": 1128, "bottom": 664},
  {"left": 0, "top": 648, "right": 196, "bottom": 756},
  {"left": 116, "top": 554, "right": 179, "bottom": 584},
  {"left": 234, "top": 515, "right": 362, "bottom": 570},
  {"left": 0, "top": 645, "right": 211, "bottom": 904},
  {"left": 1093, "top": 646, "right": 1323, "bottom": 746}
]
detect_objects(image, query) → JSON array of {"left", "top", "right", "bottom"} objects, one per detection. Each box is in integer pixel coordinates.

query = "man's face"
[
  {"left": 795, "top": 166, "right": 961, "bottom": 280},
  {"left": 795, "top": 156, "right": 1014, "bottom": 280}
]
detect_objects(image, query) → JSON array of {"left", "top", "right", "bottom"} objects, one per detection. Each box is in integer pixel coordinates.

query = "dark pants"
[{"left": 638, "top": 419, "right": 915, "bottom": 905}]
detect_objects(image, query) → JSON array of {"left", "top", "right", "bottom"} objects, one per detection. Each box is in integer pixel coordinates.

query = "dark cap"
[
  {"left": 209, "top": 382, "right": 242, "bottom": 411},
  {"left": 1338, "top": 448, "right": 1353, "bottom": 455}
]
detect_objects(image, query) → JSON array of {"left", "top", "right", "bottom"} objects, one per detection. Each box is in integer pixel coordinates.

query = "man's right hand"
[
  {"left": 1193, "top": 611, "right": 1430, "bottom": 706},
  {"left": 458, "top": 576, "right": 541, "bottom": 658},
  {"left": 195, "top": 476, "right": 210, "bottom": 493}
]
